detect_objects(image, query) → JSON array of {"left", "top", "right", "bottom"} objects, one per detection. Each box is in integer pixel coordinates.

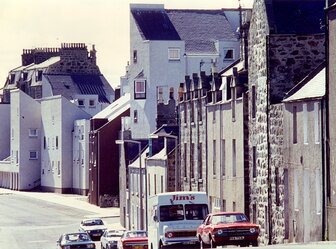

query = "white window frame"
[
  {"left": 223, "top": 48, "right": 234, "bottom": 61},
  {"left": 134, "top": 80, "right": 146, "bottom": 99},
  {"left": 29, "top": 151, "right": 38, "bottom": 160},
  {"left": 168, "top": 48, "right": 180, "bottom": 61},
  {"left": 29, "top": 128, "right": 38, "bottom": 137}
]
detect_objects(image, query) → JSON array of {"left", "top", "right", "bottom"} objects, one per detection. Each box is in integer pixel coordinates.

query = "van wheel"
[
  {"left": 159, "top": 240, "right": 165, "bottom": 249},
  {"left": 151, "top": 243, "right": 153, "bottom": 249},
  {"left": 252, "top": 240, "right": 258, "bottom": 247}
]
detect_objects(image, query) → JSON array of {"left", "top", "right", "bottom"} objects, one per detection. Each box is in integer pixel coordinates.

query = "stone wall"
[
  {"left": 47, "top": 43, "right": 100, "bottom": 75},
  {"left": 269, "top": 104, "right": 285, "bottom": 244},
  {"left": 269, "top": 34, "right": 325, "bottom": 104}
]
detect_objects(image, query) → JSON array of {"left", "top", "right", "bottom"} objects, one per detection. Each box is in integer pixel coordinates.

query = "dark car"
[
  {"left": 57, "top": 232, "right": 95, "bottom": 249},
  {"left": 79, "top": 218, "right": 107, "bottom": 240},
  {"left": 197, "top": 212, "right": 259, "bottom": 248},
  {"left": 100, "top": 229, "right": 125, "bottom": 249}
]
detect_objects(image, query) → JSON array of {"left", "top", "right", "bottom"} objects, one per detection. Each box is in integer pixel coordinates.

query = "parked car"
[
  {"left": 197, "top": 212, "right": 259, "bottom": 248},
  {"left": 79, "top": 218, "right": 107, "bottom": 240},
  {"left": 56, "top": 232, "right": 95, "bottom": 249},
  {"left": 101, "top": 229, "right": 125, "bottom": 249},
  {"left": 118, "top": 230, "right": 148, "bottom": 249}
]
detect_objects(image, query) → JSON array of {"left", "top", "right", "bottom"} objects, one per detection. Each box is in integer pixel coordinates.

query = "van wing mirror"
[{"left": 153, "top": 215, "right": 158, "bottom": 222}]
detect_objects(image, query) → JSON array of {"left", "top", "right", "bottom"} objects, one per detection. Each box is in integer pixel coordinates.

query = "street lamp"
[
  {"left": 116, "top": 139, "right": 144, "bottom": 230},
  {"left": 149, "top": 132, "right": 179, "bottom": 191}
]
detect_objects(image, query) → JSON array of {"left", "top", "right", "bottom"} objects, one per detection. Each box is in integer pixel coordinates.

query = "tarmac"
[{"left": 0, "top": 187, "right": 120, "bottom": 220}]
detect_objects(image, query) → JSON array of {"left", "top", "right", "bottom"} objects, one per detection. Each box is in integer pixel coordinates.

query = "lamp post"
[
  {"left": 149, "top": 132, "right": 179, "bottom": 191},
  {"left": 116, "top": 139, "right": 144, "bottom": 230}
]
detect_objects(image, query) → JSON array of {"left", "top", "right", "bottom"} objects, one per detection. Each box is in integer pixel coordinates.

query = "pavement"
[{"left": 0, "top": 187, "right": 120, "bottom": 219}]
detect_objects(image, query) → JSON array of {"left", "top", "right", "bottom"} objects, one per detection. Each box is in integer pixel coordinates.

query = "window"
[
  {"left": 168, "top": 48, "right": 180, "bottom": 61},
  {"left": 253, "top": 146, "right": 257, "bottom": 178},
  {"left": 303, "top": 103, "right": 308, "bottom": 144},
  {"left": 184, "top": 143, "right": 187, "bottom": 177},
  {"left": 275, "top": 167, "right": 280, "bottom": 205},
  {"left": 35, "top": 70, "right": 43, "bottom": 81},
  {"left": 198, "top": 98, "right": 202, "bottom": 122},
  {"left": 29, "top": 151, "right": 38, "bottom": 160},
  {"left": 78, "top": 99, "right": 85, "bottom": 106},
  {"left": 44, "top": 136, "right": 46, "bottom": 149},
  {"left": 223, "top": 48, "right": 234, "bottom": 60},
  {"left": 221, "top": 139, "right": 225, "bottom": 176},
  {"left": 198, "top": 143, "right": 202, "bottom": 179},
  {"left": 29, "top": 128, "right": 38, "bottom": 137},
  {"left": 58, "top": 161, "right": 61, "bottom": 175},
  {"left": 191, "top": 102, "right": 195, "bottom": 123},
  {"left": 293, "top": 106, "right": 297, "bottom": 144},
  {"left": 316, "top": 169, "right": 321, "bottom": 214},
  {"left": 154, "top": 174, "right": 157, "bottom": 195},
  {"left": 213, "top": 140, "right": 216, "bottom": 176},
  {"left": 191, "top": 143, "right": 195, "bottom": 178},
  {"left": 233, "top": 201, "right": 236, "bottom": 211},
  {"left": 314, "top": 102, "right": 320, "bottom": 144},
  {"left": 89, "top": 99, "right": 95, "bottom": 107},
  {"left": 184, "top": 102, "right": 187, "bottom": 123},
  {"left": 56, "top": 136, "right": 59, "bottom": 149},
  {"left": 10, "top": 74, "right": 15, "bottom": 84},
  {"left": 213, "top": 110, "right": 216, "bottom": 123},
  {"left": 252, "top": 85, "right": 256, "bottom": 119},
  {"left": 148, "top": 174, "right": 151, "bottom": 196},
  {"left": 134, "top": 80, "right": 146, "bottom": 99},
  {"left": 16, "top": 151, "right": 18, "bottom": 164},
  {"left": 133, "top": 50, "right": 137, "bottom": 63},
  {"left": 134, "top": 110, "right": 138, "bottom": 123},
  {"left": 294, "top": 169, "right": 299, "bottom": 210},
  {"left": 232, "top": 139, "right": 236, "bottom": 177},
  {"left": 22, "top": 72, "right": 28, "bottom": 81},
  {"left": 252, "top": 203, "right": 257, "bottom": 223}
]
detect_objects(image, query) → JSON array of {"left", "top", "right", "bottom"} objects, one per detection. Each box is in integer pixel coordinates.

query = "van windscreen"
[
  {"left": 159, "top": 205, "right": 184, "bottom": 221},
  {"left": 185, "top": 204, "right": 209, "bottom": 220}
]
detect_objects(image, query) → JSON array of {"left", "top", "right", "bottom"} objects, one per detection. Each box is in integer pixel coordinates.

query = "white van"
[{"left": 148, "top": 191, "right": 209, "bottom": 249}]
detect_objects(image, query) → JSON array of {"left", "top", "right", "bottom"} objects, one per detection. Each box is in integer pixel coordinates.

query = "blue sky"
[{"left": 0, "top": 0, "right": 253, "bottom": 89}]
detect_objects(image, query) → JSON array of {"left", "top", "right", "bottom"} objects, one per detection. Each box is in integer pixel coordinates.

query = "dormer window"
[
  {"left": 133, "top": 50, "right": 137, "bottom": 63},
  {"left": 35, "top": 70, "right": 43, "bottom": 81},
  {"left": 21, "top": 72, "right": 28, "bottom": 81},
  {"left": 10, "top": 74, "right": 15, "bottom": 84},
  {"left": 168, "top": 48, "right": 180, "bottom": 61},
  {"left": 89, "top": 99, "right": 95, "bottom": 107},
  {"left": 223, "top": 48, "right": 234, "bottom": 61},
  {"left": 78, "top": 99, "right": 85, "bottom": 107}
]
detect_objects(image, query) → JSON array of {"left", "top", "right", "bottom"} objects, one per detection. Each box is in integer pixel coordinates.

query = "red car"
[
  {"left": 197, "top": 212, "right": 259, "bottom": 248},
  {"left": 118, "top": 230, "right": 148, "bottom": 249}
]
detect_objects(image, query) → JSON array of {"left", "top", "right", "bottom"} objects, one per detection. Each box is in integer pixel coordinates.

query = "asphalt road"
[{"left": 0, "top": 192, "right": 118, "bottom": 249}]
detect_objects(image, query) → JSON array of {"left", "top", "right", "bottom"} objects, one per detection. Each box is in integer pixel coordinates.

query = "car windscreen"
[
  {"left": 65, "top": 233, "right": 90, "bottom": 242},
  {"left": 159, "top": 204, "right": 184, "bottom": 221},
  {"left": 185, "top": 204, "right": 209, "bottom": 220},
  {"left": 212, "top": 213, "right": 248, "bottom": 224},
  {"left": 83, "top": 219, "right": 104, "bottom": 226}
]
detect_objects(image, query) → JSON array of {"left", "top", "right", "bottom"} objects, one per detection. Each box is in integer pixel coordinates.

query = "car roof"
[{"left": 209, "top": 212, "right": 246, "bottom": 216}]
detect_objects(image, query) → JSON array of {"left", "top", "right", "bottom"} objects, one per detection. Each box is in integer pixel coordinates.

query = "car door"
[
  {"left": 203, "top": 215, "right": 213, "bottom": 243},
  {"left": 200, "top": 216, "right": 211, "bottom": 243}
]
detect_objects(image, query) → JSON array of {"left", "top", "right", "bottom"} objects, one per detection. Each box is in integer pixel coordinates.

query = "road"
[{"left": 0, "top": 192, "right": 119, "bottom": 249}]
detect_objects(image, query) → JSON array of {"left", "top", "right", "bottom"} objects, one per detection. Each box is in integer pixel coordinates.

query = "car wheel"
[
  {"left": 101, "top": 243, "right": 104, "bottom": 249},
  {"left": 159, "top": 240, "right": 165, "bottom": 249},
  {"left": 210, "top": 238, "right": 216, "bottom": 248},
  {"left": 252, "top": 241, "right": 258, "bottom": 247}
]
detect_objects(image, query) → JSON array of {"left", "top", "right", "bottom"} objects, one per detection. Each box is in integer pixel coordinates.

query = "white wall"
[
  {"left": 11, "top": 89, "right": 42, "bottom": 190},
  {"left": 0, "top": 104, "right": 10, "bottom": 160},
  {"left": 41, "top": 95, "right": 91, "bottom": 191},
  {"left": 73, "top": 119, "right": 90, "bottom": 193}
]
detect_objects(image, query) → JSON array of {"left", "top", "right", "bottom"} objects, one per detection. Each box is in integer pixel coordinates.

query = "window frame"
[
  {"left": 168, "top": 48, "right": 181, "bottom": 61},
  {"left": 29, "top": 128, "right": 38, "bottom": 138},
  {"left": 29, "top": 151, "right": 38, "bottom": 160},
  {"left": 134, "top": 80, "right": 146, "bottom": 99}
]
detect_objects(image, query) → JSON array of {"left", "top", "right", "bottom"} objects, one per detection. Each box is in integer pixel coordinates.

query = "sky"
[{"left": 0, "top": 0, "right": 253, "bottom": 89}]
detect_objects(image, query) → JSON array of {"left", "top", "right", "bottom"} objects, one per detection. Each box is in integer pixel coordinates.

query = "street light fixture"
[
  {"left": 116, "top": 139, "right": 144, "bottom": 231},
  {"left": 149, "top": 132, "right": 179, "bottom": 191}
]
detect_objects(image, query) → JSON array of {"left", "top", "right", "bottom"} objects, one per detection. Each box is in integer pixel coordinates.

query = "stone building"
[
  {"left": 178, "top": 72, "right": 213, "bottom": 192},
  {"left": 248, "top": 0, "right": 327, "bottom": 245},
  {"left": 283, "top": 63, "right": 325, "bottom": 243},
  {"left": 326, "top": 2, "right": 336, "bottom": 242}
]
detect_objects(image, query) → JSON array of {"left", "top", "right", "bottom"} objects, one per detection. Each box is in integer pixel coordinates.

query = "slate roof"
[
  {"left": 131, "top": 8, "right": 180, "bottom": 40},
  {"left": 167, "top": 9, "right": 237, "bottom": 53},
  {"left": 93, "top": 93, "right": 130, "bottom": 121},
  {"left": 266, "top": 0, "right": 327, "bottom": 34},
  {"left": 45, "top": 74, "right": 111, "bottom": 103},
  {"left": 283, "top": 63, "right": 325, "bottom": 102}
]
